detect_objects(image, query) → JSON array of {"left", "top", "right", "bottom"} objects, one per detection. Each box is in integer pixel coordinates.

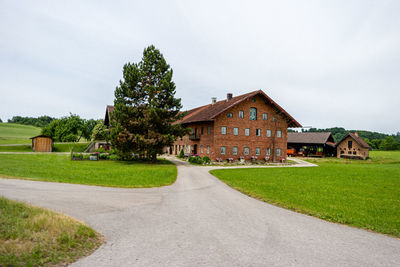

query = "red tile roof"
[
  {"left": 105, "top": 90, "right": 301, "bottom": 127},
  {"left": 337, "top": 132, "right": 371, "bottom": 149},
  {"left": 177, "top": 90, "right": 302, "bottom": 127}
]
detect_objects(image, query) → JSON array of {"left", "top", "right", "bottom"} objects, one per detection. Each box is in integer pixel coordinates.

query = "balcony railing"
[{"left": 189, "top": 134, "right": 200, "bottom": 141}]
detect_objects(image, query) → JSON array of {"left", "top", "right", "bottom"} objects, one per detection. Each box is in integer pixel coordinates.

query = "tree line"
[
  {"left": 7, "top": 115, "right": 55, "bottom": 127},
  {"left": 300, "top": 127, "right": 400, "bottom": 150}
]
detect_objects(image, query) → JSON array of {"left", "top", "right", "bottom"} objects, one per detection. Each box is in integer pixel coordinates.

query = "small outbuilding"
[
  {"left": 336, "top": 132, "right": 370, "bottom": 160},
  {"left": 287, "top": 132, "right": 336, "bottom": 157},
  {"left": 30, "top": 135, "right": 53, "bottom": 152}
]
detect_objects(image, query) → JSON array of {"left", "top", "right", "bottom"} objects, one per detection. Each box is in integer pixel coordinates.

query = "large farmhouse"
[
  {"left": 104, "top": 90, "right": 301, "bottom": 162},
  {"left": 170, "top": 90, "right": 301, "bottom": 161}
]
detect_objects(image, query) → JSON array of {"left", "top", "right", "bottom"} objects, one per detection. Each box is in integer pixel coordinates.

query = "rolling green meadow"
[
  {"left": 0, "top": 123, "right": 41, "bottom": 145},
  {"left": 211, "top": 151, "right": 400, "bottom": 237}
]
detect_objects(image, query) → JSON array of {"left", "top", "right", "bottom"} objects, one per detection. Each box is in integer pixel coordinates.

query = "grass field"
[
  {"left": 0, "top": 123, "right": 41, "bottom": 145},
  {"left": 0, "top": 154, "right": 177, "bottom": 188},
  {"left": 0, "top": 197, "right": 102, "bottom": 266},
  {"left": 210, "top": 151, "right": 400, "bottom": 237},
  {"left": 0, "top": 143, "right": 89, "bottom": 152}
]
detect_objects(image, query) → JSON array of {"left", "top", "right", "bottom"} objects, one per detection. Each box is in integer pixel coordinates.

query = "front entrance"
[{"left": 193, "top": 144, "right": 198, "bottom": 155}]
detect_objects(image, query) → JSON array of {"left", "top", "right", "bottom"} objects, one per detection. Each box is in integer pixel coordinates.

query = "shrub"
[
  {"left": 188, "top": 156, "right": 203, "bottom": 164},
  {"left": 99, "top": 153, "right": 110, "bottom": 160},
  {"left": 202, "top": 156, "right": 211, "bottom": 164},
  {"left": 178, "top": 149, "right": 184, "bottom": 158}
]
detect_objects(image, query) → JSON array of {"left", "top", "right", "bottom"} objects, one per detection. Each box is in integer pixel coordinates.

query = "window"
[
  {"left": 233, "top": 146, "right": 238, "bottom": 155},
  {"left": 277, "top": 130, "right": 282, "bottom": 138},
  {"left": 266, "top": 130, "right": 271, "bottom": 137},
  {"left": 340, "top": 150, "right": 344, "bottom": 154},
  {"left": 220, "top": 146, "right": 226, "bottom": 155},
  {"left": 277, "top": 148, "right": 281, "bottom": 156},
  {"left": 256, "top": 129, "right": 261, "bottom": 136},
  {"left": 348, "top": 150, "right": 352, "bottom": 155},
  {"left": 263, "top": 113, "right": 268, "bottom": 120},
  {"left": 348, "top": 140, "right": 352, "bottom": 149},
  {"left": 255, "top": 147, "right": 260, "bottom": 155},
  {"left": 273, "top": 116, "right": 277, "bottom": 122},
  {"left": 221, "top": 127, "right": 227, "bottom": 135},
  {"left": 251, "top": 97, "right": 256, "bottom": 103},
  {"left": 266, "top": 148, "right": 271, "bottom": 156},
  {"left": 200, "top": 145, "right": 203, "bottom": 154},
  {"left": 250, "top": 107, "right": 257, "bottom": 120},
  {"left": 201, "top": 127, "right": 204, "bottom": 134},
  {"left": 227, "top": 112, "right": 233, "bottom": 118},
  {"left": 244, "top": 147, "right": 250, "bottom": 155},
  {"left": 353, "top": 150, "right": 357, "bottom": 155},
  {"left": 207, "top": 146, "right": 210, "bottom": 154},
  {"left": 239, "top": 110, "right": 244, "bottom": 119},
  {"left": 207, "top": 126, "right": 211, "bottom": 134},
  {"left": 233, "top": 127, "right": 239, "bottom": 136},
  {"left": 245, "top": 128, "right": 250, "bottom": 136}
]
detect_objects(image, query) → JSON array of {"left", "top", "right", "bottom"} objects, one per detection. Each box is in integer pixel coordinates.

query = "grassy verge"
[
  {"left": 0, "top": 123, "right": 41, "bottom": 145},
  {"left": 0, "top": 197, "right": 102, "bottom": 266},
  {"left": 210, "top": 151, "right": 400, "bottom": 237},
  {"left": 52, "top": 143, "right": 89, "bottom": 152},
  {"left": 0, "top": 145, "right": 32, "bottom": 152},
  {"left": 0, "top": 154, "right": 177, "bottom": 188}
]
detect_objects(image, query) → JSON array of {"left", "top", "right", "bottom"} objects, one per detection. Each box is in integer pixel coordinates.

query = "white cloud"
[{"left": 0, "top": 0, "right": 399, "bottom": 133}]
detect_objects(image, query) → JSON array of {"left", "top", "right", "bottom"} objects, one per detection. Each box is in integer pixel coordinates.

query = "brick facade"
[
  {"left": 337, "top": 135, "right": 369, "bottom": 160},
  {"left": 171, "top": 93, "right": 293, "bottom": 162}
]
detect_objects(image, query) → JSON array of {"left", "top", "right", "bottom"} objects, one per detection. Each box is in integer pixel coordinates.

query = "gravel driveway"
[{"left": 0, "top": 158, "right": 399, "bottom": 266}]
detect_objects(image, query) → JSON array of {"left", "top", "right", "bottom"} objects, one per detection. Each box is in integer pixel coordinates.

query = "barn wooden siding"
[{"left": 32, "top": 137, "right": 52, "bottom": 152}]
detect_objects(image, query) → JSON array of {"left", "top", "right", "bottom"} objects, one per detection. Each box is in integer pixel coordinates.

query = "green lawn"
[
  {"left": 0, "top": 197, "right": 102, "bottom": 266},
  {"left": 0, "top": 123, "right": 41, "bottom": 145},
  {"left": 0, "top": 143, "right": 89, "bottom": 152},
  {"left": 0, "top": 154, "right": 177, "bottom": 188},
  {"left": 210, "top": 151, "right": 400, "bottom": 237}
]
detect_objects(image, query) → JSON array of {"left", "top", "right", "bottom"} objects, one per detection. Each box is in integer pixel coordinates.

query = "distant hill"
[{"left": 0, "top": 123, "right": 41, "bottom": 145}]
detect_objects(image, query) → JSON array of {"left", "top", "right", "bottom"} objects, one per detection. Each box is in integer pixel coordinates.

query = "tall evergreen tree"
[{"left": 112, "top": 45, "right": 187, "bottom": 162}]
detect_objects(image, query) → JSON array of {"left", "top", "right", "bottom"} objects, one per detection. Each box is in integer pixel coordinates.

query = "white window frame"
[
  {"left": 277, "top": 130, "right": 282, "bottom": 138},
  {"left": 220, "top": 146, "right": 226, "bottom": 155},
  {"left": 200, "top": 145, "right": 203, "bottom": 154},
  {"left": 221, "top": 126, "right": 227, "bottom": 135},
  {"left": 277, "top": 148, "right": 281, "bottom": 156},
  {"left": 239, "top": 110, "right": 244, "bottom": 119},
  {"left": 266, "top": 129, "right": 271, "bottom": 137},
  {"left": 233, "top": 127, "right": 239, "bottom": 136},
  {"left": 207, "top": 146, "right": 210, "bottom": 154},
  {"left": 256, "top": 129, "right": 261, "bottom": 136},
  {"left": 266, "top": 148, "right": 271, "bottom": 156},
  {"left": 245, "top": 128, "right": 250, "bottom": 136},
  {"left": 244, "top": 147, "right": 249, "bottom": 155},
  {"left": 263, "top": 113, "right": 268, "bottom": 120},
  {"left": 255, "top": 147, "right": 260, "bottom": 155},
  {"left": 232, "top": 146, "right": 238, "bottom": 155},
  {"left": 250, "top": 107, "right": 257, "bottom": 120},
  {"left": 207, "top": 126, "right": 211, "bottom": 134}
]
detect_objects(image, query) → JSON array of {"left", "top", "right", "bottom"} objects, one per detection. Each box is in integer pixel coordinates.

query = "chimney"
[
  {"left": 211, "top": 97, "right": 217, "bottom": 105},
  {"left": 354, "top": 132, "right": 358, "bottom": 137},
  {"left": 227, "top": 93, "right": 233, "bottom": 101}
]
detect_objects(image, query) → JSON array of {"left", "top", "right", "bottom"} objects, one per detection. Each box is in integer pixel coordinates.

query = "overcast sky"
[{"left": 1, "top": 0, "right": 399, "bottom": 134}]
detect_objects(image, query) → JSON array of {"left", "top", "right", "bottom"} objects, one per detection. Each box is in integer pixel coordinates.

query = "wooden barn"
[
  {"left": 287, "top": 132, "right": 336, "bottom": 157},
  {"left": 30, "top": 135, "right": 53, "bottom": 152}
]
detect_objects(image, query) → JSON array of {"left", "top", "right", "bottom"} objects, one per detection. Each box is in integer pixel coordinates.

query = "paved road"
[{"left": 0, "top": 158, "right": 399, "bottom": 266}]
